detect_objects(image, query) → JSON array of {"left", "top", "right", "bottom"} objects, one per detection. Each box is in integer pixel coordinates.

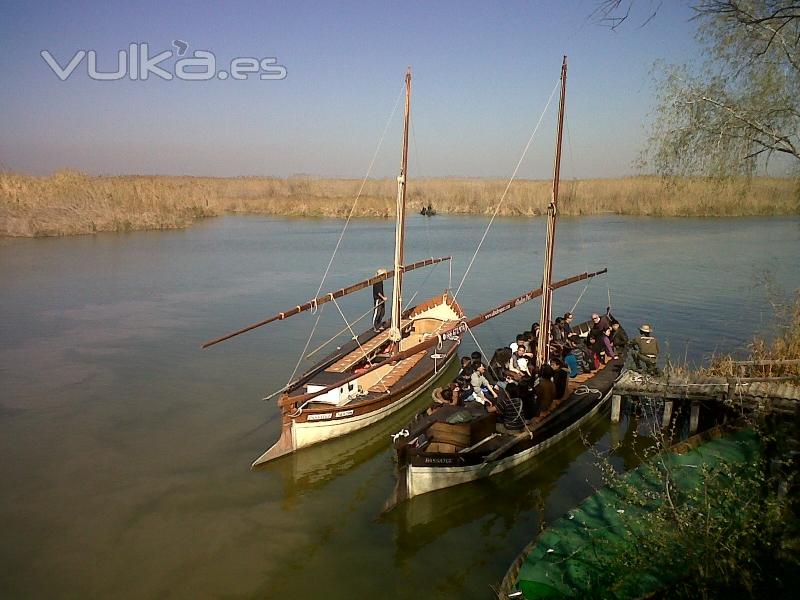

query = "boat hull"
[
  {"left": 401, "top": 386, "right": 613, "bottom": 500},
  {"left": 385, "top": 355, "right": 625, "bottom": 509},
  {"left": 252, "top": 293, "right": 465, "bottom": 467},
  {"left": 252, "top": 350, "right": 457, "bottom": 467}
]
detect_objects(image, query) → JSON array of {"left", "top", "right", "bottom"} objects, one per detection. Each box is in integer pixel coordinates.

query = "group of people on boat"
[{"left": 427, "top": 312, "right": 660, "bottom": 437}]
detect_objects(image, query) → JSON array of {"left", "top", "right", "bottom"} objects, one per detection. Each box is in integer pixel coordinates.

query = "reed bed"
[
  {"left": 699, "top": 291, "right": 800, "bottom": 379},
  {"left": 1, "top": 170, "right": 797, "bottom": 237}
]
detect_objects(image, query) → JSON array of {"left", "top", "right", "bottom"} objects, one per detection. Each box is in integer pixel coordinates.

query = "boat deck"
[
  {"left": 327, "top": 320, "right": 411, "bottom": 373},
  {"left": 367, "top": 350, "right": 427, "bottom": 393}
]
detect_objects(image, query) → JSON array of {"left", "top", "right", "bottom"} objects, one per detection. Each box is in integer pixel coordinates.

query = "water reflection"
[
  {"left": 0, "top": 216, "right": 797, "bottom": 599},
  {"left": 256, "top": 364, "right": 458, "bottom": 508},
  {"left": 387, "top": 410, "right": 611, "bottom": 559}
]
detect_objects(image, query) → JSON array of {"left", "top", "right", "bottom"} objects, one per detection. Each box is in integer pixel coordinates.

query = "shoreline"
[{"left": 2, "top": 171, "right": 797, "bottom": 238}]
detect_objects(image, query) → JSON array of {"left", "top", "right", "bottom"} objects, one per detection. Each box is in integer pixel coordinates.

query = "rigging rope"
[
  {"left": 331, "top": 297, "right": 374, "bottom": 367},
  {"left": 453, "top": 78, "right": 560, "bottom": 300},
  {"left": 569, "top": 279, "right": 593, "bottom": 314},
  {"left": 284, "top": 85, "right": 405, "bottom": 386}
]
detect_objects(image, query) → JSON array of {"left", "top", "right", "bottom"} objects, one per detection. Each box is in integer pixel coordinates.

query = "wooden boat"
[
  {"left": 203, "top": 68, "right": 467, "bottom": 467},
  {"left": 385, "top": 57, "right": 624, "bottom": 509}
]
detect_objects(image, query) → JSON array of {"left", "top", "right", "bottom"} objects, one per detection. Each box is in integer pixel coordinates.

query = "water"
[{"left": 0, "top": 215, "right": 798, "bottom": 598}]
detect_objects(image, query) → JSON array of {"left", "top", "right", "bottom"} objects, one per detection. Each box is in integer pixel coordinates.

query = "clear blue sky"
[{"left": 0, "top": 0, "right": 698, "bottom": 179}]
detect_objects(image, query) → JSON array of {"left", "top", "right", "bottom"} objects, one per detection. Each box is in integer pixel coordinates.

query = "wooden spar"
[
  {"left": 200, "top": 255, "right": 450, "bottom": 349},
  {"left": 390, "top": 67, "right": 412, "bottom": 343},
  {"left": 537, "top": 56, "right": 568, "bottom": 367},
  {"left": 289, "top": 267, "right": 607, "bottom": 405}
]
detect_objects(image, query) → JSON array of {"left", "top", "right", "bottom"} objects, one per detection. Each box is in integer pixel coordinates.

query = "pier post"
[
  {"left": 611, "top": 394, "right": 622, "bottom": 423},
  {"left": 690, "top": 402, "right": 700, "bottom": 434},
  {"left": 662, "top": 401, "right": 673, "bottom": 429}
]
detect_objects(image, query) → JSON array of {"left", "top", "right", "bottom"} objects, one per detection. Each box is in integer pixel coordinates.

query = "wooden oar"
[
  {"left": 201, "top": 256, "right": 451, "bottom": 348},
  {"left": 287, "top": 268, "right": 607, "bottom": 406}
]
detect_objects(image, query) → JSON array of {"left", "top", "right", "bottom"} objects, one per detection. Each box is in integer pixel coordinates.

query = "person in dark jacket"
[
  {"left": 549, "top": 357, "right": 569, "bottom": 399},
  {"left": 372, "top": 268, "right": 388, "bottom": 331},
  {"left": 610, "top": 322, "right": 629, "bottom": 355},
  {"left": 535, "top": 364, "right": 556, "bottom": 414},
  {"left": 492, "top": 382, "right": 525, "bottom": 432}
]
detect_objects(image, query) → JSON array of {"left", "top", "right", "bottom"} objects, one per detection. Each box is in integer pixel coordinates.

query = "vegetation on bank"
[
  {"left": 0, "top": 170, "right": 797, "bottom": 237},
  {"left": 592, "top": 294, "right": 800, "bottom": 599}
]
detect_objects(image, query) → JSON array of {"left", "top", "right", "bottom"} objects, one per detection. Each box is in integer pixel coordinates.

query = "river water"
[{"left": 1, "top": 215, "right": 798, "bottom": 598}]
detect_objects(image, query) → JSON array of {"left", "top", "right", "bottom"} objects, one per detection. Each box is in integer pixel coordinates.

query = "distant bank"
[{"left": 1, "top": 171, "right": 797, "bottom": 237}]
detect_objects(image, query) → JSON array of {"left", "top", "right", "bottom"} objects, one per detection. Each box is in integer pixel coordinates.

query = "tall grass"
[{"left": 1, "top": 170, "right": 797, "bottom": 237}]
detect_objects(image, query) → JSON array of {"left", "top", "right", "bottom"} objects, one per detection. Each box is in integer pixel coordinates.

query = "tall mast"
[
  {"left": 536, "top": 56, "right": 568, "bottom": 368},
  {"left": 390, "top": 67, "right": 412, "bottom": 343}
]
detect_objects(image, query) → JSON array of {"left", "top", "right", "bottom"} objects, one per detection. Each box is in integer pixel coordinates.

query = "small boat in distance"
[
  {"left": 202, "top": 68, "right": 466, "bottom": 467},
  {"left": 385, "top": 57, "right": 624, "bottom": 509}
]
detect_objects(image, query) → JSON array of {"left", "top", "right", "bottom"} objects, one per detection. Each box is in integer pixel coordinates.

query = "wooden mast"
[
  {"left": 390, "top": 67, "right": 412, "bottom": 343},
  {"left": 536, "top": 56, "right": 568, "bottom": 368}
]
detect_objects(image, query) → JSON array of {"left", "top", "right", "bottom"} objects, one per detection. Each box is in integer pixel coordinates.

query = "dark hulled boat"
[{"left": 385, "top": 57, "right": 624, "bottom": 508}]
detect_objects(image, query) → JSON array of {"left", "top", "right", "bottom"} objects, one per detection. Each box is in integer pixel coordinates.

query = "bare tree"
[{"left": 601, "top": 1, "right": 800, "bottom": 176}]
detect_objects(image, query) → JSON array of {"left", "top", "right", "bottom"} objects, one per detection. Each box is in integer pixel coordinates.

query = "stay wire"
[
  {"left": 453, "top": 78, "right": 560, "bottom": 300},
  {"left": 284, "top": 85, "right": 405, "bottom": 386}
]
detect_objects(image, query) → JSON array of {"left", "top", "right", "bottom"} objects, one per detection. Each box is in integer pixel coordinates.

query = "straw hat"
[{"left": 640, "top": 324, "right": 652, "bottom": 334}]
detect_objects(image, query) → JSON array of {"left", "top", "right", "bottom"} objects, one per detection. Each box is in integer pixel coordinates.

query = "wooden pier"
[{"left": 611, "top": 366, "right": 800, "bottom": 430}]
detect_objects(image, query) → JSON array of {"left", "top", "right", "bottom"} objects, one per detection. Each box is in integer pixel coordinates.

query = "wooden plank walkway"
[
  {"left": 327, "top": 320, "right": 410, "bottom": 373},
  {"left": 614, "top": 370, "right": 800, "bottom": 414},
  {"left": 368, "top": 350, "right": 427, "bottom": 393}
]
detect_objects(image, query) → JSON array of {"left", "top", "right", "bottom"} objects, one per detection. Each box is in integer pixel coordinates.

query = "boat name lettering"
[
  {"left": 334, "top": 409, "right": 354, "bottom": 418},
  {"left": 424, "top": 457, "right": 455, "bottom": 464},
  {"left": 442, "top": 322, "right": 468, "bottom": 341},
  {"left": 514, "top": 293, "right": 533, "bottom": 307},
  {"left": 484, "top": 305, "right": 511, "bottom": 320},
  {"left": 307, "top": 413, "right": 333, "bottom": 421}
]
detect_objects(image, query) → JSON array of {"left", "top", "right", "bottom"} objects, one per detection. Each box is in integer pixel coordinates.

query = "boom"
[
  {"left": 286, "top": 268, "right": 607, "bottom": 407},
  {"left": 201, "top": 256, "right": 450, "bottom": 349}
]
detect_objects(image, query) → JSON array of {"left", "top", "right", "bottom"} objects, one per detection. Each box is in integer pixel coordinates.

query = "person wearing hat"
[
  {"left": 372, "top": 269, "right": 388, "bottom": 332},
  {"left": 630, "top": 324, "right": 659, "bottom": 375}
]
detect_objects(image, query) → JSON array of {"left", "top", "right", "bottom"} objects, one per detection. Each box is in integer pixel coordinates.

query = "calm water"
[{"left": 1, "top": 215, "right": 798, "bottom": 599}]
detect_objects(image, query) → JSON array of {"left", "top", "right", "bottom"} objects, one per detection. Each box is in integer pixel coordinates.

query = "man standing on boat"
[
  {"left": 373, "top": 268, "right": 388, "bottom": 332},
  {"left": 630, "top": 324, "right": 659, "bottom": 375}
]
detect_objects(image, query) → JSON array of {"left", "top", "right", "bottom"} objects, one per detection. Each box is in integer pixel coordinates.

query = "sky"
[{"left": 0, "top": 1, "right": 699, "bottom": 179}]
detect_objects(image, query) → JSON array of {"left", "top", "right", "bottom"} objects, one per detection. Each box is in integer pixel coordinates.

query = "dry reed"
[{"left": 1, "top": 170, "right": 797, "bottom": 237}]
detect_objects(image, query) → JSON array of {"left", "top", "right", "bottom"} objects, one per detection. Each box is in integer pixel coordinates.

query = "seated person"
[
  {"left": 470, "top": 364, "right": 499, "bottom": 405},
  {"left": 610, "top": 321, "right": 629, "bottom": 354},
  {"left": 470, "top": 351, "right": 485, "bottom": 370},
  {"left": 509, "top": 333, "right": 525, "bottom": 353},
  {"left": 457, "top": 356, "right": 472, "bottom": 377},
  {"left": 562, "top": 312, "right": 577, "bottom": 339},
  {"left": 517, "top": 376, "right": 538, "bottom": 420},
  {"left": 491, "top": 383, "right": 525, "bottom": 433},
  {"left": 428, "top": 383, "right": 462, "bottom": 414},
  {"left": 590, "top": 312, "right": 611, "bottom": 339},
  {"left": 549, "top": 357, "right": 569, "bottom": 399},
  {"left": 563, "top": 345, "right": 579, "bottom": 377},
  {"left": 587, "top": 334, "right": 603, "bottom": 369},
  {"left": 601, "top": 326, "right": 617, "bottom": 360},
  {"left": 490, "top": 347, "right": 514, "bottom": 384},
  {"left": 506, "top": 346, "right": 530, "bottom": 381},
  {"left": 535, "top": 364, "right": 556, "bottom": 414},
  {"left": 552, "top": 317, "right": 565, "bottom": 344},
  {"left": 456, "top": 367, "right": 474, "bottom": 402}
]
